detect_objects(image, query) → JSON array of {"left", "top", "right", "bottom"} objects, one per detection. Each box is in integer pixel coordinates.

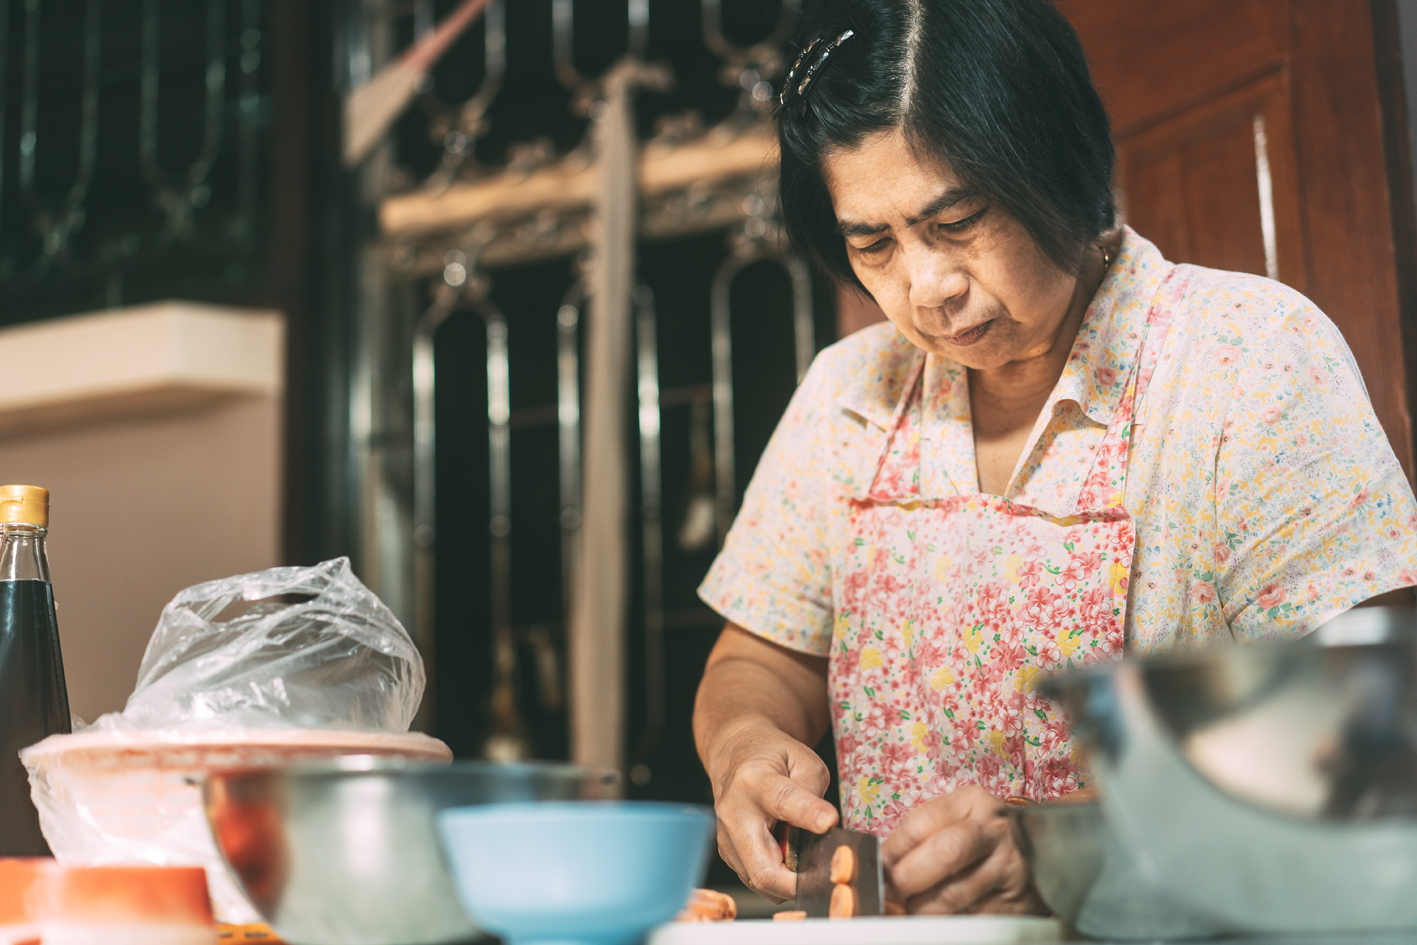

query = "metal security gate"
[{"left": 337, "top": 0, "right": 828, "bottom": 798}]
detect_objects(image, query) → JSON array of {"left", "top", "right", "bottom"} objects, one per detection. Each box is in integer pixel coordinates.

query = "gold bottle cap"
[{"left": 0, "top": 485, "right": 48, "bottom": 527}]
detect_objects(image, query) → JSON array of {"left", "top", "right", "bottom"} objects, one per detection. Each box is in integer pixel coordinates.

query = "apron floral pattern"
[{"left": 831, "top": 270, "right": 1183, "bottom": 834}]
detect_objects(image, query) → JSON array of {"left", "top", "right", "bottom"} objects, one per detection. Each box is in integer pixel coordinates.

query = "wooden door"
[{"left": 1055, "top": 0, "right": 1416, "bottom": 474}]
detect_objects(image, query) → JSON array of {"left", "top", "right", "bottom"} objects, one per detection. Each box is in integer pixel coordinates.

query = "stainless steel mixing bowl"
[
  {"left": 202, "top": 755, "right": 619, "bottom": 945},
  {"left": 1042, "top": 606, "right": 1417, "bottom": 936}
]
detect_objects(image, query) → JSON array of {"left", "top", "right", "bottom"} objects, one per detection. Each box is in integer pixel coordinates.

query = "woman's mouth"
[{"left": 943, "top": 320, "right": 993, "bottom": 347}]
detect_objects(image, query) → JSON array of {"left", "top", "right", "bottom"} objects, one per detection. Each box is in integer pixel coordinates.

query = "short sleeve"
[
  {"left": 698, "top": 356, "right": 846, "bottom": 656},
  {"left": 1215, "top": 297, "right": 1417, "bottom": 639}
]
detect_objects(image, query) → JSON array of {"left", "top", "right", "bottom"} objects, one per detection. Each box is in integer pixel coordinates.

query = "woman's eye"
[
  {"left": 855, "top": 239, "right": 890, "bottom": 256},
  {"left": 940, "top": 206, "right": 988, "bottom": 234}
]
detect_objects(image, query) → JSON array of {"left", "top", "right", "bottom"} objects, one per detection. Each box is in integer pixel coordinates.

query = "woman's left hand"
[{"left": 880, "top": 786, "right": 1046, "bottom": 915}]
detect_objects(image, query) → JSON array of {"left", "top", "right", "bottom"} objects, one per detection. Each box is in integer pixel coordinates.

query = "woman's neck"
[{"left": 968, "top": 237, "right": 1117, "bottom": 494}]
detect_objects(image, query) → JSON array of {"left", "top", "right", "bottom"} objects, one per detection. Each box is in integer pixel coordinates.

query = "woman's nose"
[{"left": 905, "top": 247, "right": 968, "bottom": 309}]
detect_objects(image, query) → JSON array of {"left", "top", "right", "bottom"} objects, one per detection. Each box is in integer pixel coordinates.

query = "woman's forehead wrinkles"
[
  {"left": 836, "top": 218, "right": 889, "bottom": 238},
  {"left": 904, "top": 187, "right": 979, "bottom": 226},
  {"left": 835, "top": 185, "right": 979, "bottom": 237}
]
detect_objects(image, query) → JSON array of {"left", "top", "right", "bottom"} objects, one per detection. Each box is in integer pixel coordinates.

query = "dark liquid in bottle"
[{"left": 0, "top": 579, "right": 69, "bottom": 855}]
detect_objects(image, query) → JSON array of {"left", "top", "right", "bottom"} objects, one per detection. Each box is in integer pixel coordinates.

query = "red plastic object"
[{"left": 0, "top": 859, "right": 213, "bottom": 940}]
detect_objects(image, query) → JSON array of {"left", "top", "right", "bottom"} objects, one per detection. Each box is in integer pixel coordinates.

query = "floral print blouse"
[{"left": 700, "top": 227, "right": 1417, "bottom": 658}]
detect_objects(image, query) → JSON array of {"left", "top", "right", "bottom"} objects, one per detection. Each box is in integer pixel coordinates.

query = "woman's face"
[{"left": 821, "top": 130, "right": 1082, "bottom": 370}]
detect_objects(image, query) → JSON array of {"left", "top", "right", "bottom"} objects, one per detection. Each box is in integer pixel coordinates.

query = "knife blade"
[{"left": 779, "top": 824, "right": 884, "bottom": 917}]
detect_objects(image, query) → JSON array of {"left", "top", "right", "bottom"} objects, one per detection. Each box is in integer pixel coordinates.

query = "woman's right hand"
[
  {"left": 694, "top": 623, "right": 835, "bottom": 903},
  {"left": 705, "top": 720, "right": 838, "bottom": 902}
]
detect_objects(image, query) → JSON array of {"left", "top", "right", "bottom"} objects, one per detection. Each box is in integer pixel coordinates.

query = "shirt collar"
[
  {"left": 1051, "top": 227, "right": 1174, "bottom": 426},
  {"left": 836, "top": 326, "right": 923, "bottom": 430}
]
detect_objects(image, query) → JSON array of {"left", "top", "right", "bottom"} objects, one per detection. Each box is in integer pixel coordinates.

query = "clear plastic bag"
[
  {"left": 103, "top": 556, "right": 424, "bottom": 732},
  {"left": 19, "top": 558, "right": 446, "bottom": 923}
]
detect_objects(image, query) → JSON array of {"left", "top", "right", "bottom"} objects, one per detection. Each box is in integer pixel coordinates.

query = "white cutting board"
[{"left": 648, "top": 915, "right": 1065, "bottom": 945}]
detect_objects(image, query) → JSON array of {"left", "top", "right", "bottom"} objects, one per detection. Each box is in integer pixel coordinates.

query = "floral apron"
[{"left": 831, "top": 269, "right": 1185, "bottom": 834}]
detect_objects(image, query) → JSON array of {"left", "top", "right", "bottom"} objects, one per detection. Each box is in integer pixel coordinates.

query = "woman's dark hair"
[{"left": 778, "top": 0, "right": 1116, "bottom": 286}]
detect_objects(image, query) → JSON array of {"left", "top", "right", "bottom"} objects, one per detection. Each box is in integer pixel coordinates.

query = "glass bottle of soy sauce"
[{"left": 0, "top": 484, "right": 70, "bottom": 855}]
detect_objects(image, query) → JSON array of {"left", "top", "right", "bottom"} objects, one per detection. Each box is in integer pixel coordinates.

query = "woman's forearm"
[
  {"left": 694, "top": 623, "right": 831, "bottom": 773},
  {"left": 693, "top": 624, "right": 836, "bottom": 897}
]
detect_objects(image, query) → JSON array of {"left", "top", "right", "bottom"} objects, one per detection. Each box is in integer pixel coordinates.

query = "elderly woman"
[{"left": 693, "top": 0, "right": 1417, "bottom": 917}]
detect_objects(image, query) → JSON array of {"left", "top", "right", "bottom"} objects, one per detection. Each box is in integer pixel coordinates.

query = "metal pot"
[{"left": 202, "top": 755, "right": 618, "bottom": 945}]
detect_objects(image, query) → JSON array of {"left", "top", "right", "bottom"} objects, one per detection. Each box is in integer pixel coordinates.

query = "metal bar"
[
  {"left": 487, "top": 315, "right": 511, "bottom": 543},
  {"left": 18, "top": 0, "right": 41, "bottom": 203},
  {"left": 422, "top": 0, "right": 504, "bottom": 188},
  {"left": 140, "top": 0, "right": 228, "bottom": 240},
  {"left": 411, "top": 274, "right": 528, "bottom": 759},
  {"left": 557, "top": 280, "right": 586, "bottom": 619},
  {"left": 18, "top": 0, "right": 102, "bottom": 260},
  {"left": 235, "top": 0, "right": 262, "bottom": 246},
  {"left": 74, "top": 0, "right": 101, "bottom": 209},
  {"left": 709, "top": 254, "right": 744, "bottom": 545},
  {"left": 631, "top": 283, "right": 664, "bottom": 784},
  {"left": 138, "top": 0, "right": 166, "bottom": 217},
  {"left": 410, "top": 226, "right": 497, "bottom": 733},
  {"left": 411, "top": 288, "right": 459, "bottom": 729},
  {"left": 484, "top": 306, "right": 527, "bottom": 760},
  {"left": 788, "top": 254, "right": 815, "bottom": 382},
  {"left": 628, "top": 0, "right": 649, "bottom": 61},
  {"left": 471, "top": 0, "right": 506, "bottom": 119},
  {"left": 411, "top": 294, "right": 456, "bottom": 549},
  {"left": 709, "top": 246, "right": 816, "bottom": 541},
  {"left": 352, "top": 0, "right": 407, "bottom": 726},
  {"left": 194, "top": 0, "right": 229, "bottom": 185},
  {"left": 551, "top": 0, "right": 590, "bottom": 93}
]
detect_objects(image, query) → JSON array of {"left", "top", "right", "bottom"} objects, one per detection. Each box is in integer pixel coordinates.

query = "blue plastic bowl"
[{"left": 436, "top": 801, "right": 715, "bottom": 945}]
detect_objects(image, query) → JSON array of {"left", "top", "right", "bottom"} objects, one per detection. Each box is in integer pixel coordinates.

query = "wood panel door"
[{"left": 1056, "top": 0, "right": 1417, "bottom": 474}]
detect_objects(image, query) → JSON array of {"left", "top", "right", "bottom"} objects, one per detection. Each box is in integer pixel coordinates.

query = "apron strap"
[
  {"left": 1074, "top": 265, "right": 1191, "bottom": 513},
  {"left": 862, "top": 354, "right": 928, "bottom": 502}
]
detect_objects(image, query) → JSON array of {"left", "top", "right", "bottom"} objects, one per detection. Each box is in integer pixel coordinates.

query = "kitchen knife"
[{"left": 779, "top": 824, "right": 884, "bottom": 917}]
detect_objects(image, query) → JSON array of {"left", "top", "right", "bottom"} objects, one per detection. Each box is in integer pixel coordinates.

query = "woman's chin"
[
  {"left": 900, "top": 319, "right": 1013, "bottom": 367},
  {"left": 915, "top": 335, "right": 1017, "bottom": 370}
]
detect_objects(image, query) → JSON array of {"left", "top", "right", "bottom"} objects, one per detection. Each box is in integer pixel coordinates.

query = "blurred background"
[{"left": 0, "top": 0, "right": 1416, "bottom": 885}]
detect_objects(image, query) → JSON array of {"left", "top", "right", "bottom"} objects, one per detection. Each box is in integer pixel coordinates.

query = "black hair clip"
[{"left": 776, "top": 29, "right": 856, "bottom": 117}]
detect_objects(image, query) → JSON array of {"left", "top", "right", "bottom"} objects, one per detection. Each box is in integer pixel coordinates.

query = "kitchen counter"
[{"left": 650, "top": 918, "right": 1417, "bottom": 945}]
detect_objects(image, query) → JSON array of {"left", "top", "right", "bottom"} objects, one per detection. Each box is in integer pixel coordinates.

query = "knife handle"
[{"left": 773, "top": 821, "right": 803, "bottom": 872}]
